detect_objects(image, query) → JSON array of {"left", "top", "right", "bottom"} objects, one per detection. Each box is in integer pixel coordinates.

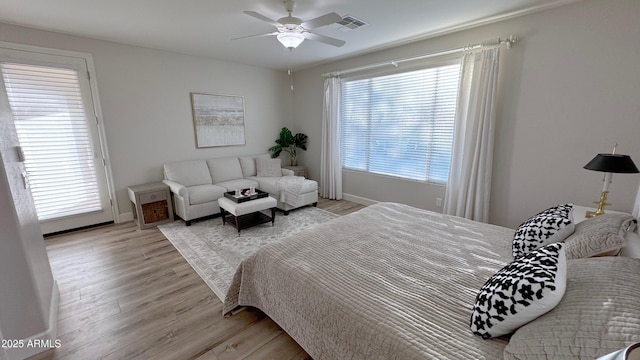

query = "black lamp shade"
[{"left": 583, "top": 154, "right": 640, "bottom": 173}]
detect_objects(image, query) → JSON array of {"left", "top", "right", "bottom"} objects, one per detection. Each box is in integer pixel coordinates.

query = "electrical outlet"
[{"left": 436, "top": 198, "right": 442, "bottom": 207}]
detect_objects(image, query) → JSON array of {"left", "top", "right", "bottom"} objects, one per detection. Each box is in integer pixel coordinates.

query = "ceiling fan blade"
[
  {"left": 232, "top": 32, "right": 279, "bottom": 41},
  {"left": 301, "top": 12, "right": 342, "bottom": 29},
  {"left": 304, "top": 32, "right": 345, "bottom": 47},
  {"left": 243, "top": 11, "right": 281, "bottom": 27}
]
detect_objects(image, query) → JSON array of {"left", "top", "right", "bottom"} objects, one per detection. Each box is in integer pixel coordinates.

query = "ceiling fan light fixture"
[{"left": 277, "top": 32, "right": 305, "bottom": 48}]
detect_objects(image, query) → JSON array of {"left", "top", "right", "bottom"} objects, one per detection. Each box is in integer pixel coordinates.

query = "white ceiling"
[{"left": 0, "top": 0, "right": 579, "bottom": 71}]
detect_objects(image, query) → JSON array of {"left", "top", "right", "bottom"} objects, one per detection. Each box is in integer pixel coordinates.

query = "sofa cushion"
[
  {"left": 247, "top": 176, "right": 280, "bottom": 194},
  {"left": 257, "top": 157, "right": 283, "bottom": 177},
  {"left": 239, "top": 154, "right": 271, "bottom": 177},
  {"left": 188, "top": 184, "right": 226, "bottom": 206},
  {"left": 248, "top": 176, "right": 318, "bottom": 196},
  {"left": 297, "top": 178, "right": 318, "bottom": 193},
  {"left": 164, "top": 160, "right": 212, "bottom": 187},
  {"left": 216, "top": 179, "right": 259, "bottom": 192},
  {"left": 207, "top": 157, "right": 244, "bottom": 184}
]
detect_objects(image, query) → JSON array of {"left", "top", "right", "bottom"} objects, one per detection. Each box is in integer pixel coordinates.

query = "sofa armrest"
[
  {"left": 281, "top": 168, "right": 294, "bottom": 176},
  {"left": 162, "top": 179, "right": 188, "bottom": 198}
]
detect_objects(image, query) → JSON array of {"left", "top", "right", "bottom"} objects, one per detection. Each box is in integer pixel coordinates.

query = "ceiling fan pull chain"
[{"left": 288, "top": 67, "right": 294, "bottom": 91}]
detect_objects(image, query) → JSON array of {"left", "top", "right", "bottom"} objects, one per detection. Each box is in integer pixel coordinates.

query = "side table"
[
  {"left": 572, "top": 205, "right": 627, "bottom": 224},
  {"left": 283, "top": 165, "right": 308, "bottom": 178},
  {"left": 128, "top": 182, "right": 174, "bottom": 229}
]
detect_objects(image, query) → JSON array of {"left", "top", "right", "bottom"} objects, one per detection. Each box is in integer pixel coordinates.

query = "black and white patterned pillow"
[
  {"left": 470, "top": 242, "right": 567, "bottom": 339},
  {"left": 512, "top": 204, "right": 574, "bottom": 258}
]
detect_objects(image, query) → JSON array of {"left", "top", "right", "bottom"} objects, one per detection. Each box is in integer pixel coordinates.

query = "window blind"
[
  {"left": 1, "top": 62, "right": 103, "bottom": 221},
  {"left": 341, "top": 63, "right": 460, "bottom": 183}
]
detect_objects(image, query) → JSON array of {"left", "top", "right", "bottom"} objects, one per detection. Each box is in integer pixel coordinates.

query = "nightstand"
[
  {"left": 128, "top": 182, "right": 174, "bottom": 229},
  {"left": 283, "top": 165, "right": 308, "bottom": 178},
  {"left": 572, "top": 205, "right": 628, "bottom": 224}
]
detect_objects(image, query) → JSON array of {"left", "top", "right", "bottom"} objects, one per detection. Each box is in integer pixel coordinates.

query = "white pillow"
[
  {"left": 239, "top": 154, "right": 270, "bottom": 177},
  {"left": 512, "top": 204, "right": 574, "bottom": 258},
  {"left": 470, "top": 242, "right": 567, "bottom": 339},
  {"left": 256, "top": 157, "right": 282, "bottom": 177}
]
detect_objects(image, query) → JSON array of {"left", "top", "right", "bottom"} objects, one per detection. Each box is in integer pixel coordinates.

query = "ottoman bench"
[{"left": 218, "top": 196, "right": 277, "bottom": 234}]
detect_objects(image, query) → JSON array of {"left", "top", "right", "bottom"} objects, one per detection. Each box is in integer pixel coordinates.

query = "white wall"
[
  {"left": 293, "top": 0, "right": 640, "bottom": 228},
  {"left": 0, "top": 22, "right": 292, "bottom": 218}
]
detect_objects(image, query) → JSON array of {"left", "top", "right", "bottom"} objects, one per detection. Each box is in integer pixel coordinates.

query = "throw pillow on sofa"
[{"left": 257, "top": 158, "right": 282, "bottom": 177}]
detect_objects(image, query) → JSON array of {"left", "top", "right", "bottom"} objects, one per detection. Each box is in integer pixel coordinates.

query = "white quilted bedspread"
[{"left": 224, "top": 202, "right": 514, "bottom": 359}]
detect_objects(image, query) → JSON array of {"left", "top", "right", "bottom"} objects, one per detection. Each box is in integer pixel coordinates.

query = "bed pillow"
[
  {"left": 563, "top": 213, "right": 637, "bottom": 259},
  {"left": 504, "top": 256, "right": 640, "bottom": 359},
  {"left": 512, "top": 204, "right": 574, "bottom": 258},
  {"left": 256, "top": 158, "right": 282, "bottom": 177},
  {"left": 470, "top": 242, "right": 567, "bottom": 339}
]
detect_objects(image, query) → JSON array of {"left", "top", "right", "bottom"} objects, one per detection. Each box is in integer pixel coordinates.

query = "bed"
[{"left": 223, "top": 202, "right": 640, "bottom": 359}]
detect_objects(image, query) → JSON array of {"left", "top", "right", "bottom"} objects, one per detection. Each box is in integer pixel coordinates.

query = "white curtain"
[
  {"left": 320, "top": 76, "right": 343, "bottom": 199},
  {"left": 443, "top": 47, "right": 500, "bottom": 222}
]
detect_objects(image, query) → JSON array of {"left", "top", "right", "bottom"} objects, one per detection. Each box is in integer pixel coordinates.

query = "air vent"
[{"left": 330, "top": 15, "right": 368, "bottom": 32}]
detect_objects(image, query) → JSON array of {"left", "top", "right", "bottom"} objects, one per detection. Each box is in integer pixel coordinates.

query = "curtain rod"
[{"left": 322, "top": 34, "right": 517, "bottom": 77}]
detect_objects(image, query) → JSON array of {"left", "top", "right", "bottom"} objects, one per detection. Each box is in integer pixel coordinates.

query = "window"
[{"left": 341, "top": 62, "right": 460, "bottom": 183}]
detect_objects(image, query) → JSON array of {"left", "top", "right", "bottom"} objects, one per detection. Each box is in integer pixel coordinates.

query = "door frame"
[{"left": 0, "top": 41, "right": 119, "bottom": 231}]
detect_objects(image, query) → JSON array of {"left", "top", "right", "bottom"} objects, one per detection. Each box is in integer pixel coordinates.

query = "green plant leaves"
[
  {"left": 279, "top": 127, "right": 294, "bottom": 145},
  {"left": 293, "top": 133, "right": 308, "bottom": 150},
  {"left": 269, "top": 127, "right": 307, "bottom": 158},
  {"left": 268, "top": 145, "right": 283, "bottom": 158}
]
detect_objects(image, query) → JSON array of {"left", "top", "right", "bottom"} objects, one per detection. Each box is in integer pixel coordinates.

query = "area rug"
[{"left": 158, "top": 207, "right": 338, "bottom": 301}]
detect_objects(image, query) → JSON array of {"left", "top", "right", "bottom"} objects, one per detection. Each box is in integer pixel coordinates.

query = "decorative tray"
[{"left": 223, "top": 188, "right": 268, "bottom": 203}]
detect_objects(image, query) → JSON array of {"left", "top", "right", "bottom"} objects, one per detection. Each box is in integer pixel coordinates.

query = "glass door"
[{"left": 0, "top": 48, "right": 114, "bottom": 234}]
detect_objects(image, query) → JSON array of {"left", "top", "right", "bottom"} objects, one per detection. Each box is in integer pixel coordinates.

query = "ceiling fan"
[{"left": 236, "top": 0, "right": 345, "bottom": 49}]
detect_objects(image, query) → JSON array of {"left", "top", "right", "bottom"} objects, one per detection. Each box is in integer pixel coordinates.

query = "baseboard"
[
  {"left": 342, "top": 193, "right": 379, "bottom": 206},
  {"left": 118, "top": 211, "right": 134, "bottom": 223},
  {"left": 5, "top": 281, "right": 60, "bottom": 360}
]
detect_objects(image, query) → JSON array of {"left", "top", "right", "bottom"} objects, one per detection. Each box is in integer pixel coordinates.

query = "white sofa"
[{"left": 162, "top": 154, "right": 318, "bottom": 225}]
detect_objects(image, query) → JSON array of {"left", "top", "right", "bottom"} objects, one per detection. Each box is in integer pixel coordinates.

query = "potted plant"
[{"left": 268, "top": 127, "right": 308, "bottom": 166}]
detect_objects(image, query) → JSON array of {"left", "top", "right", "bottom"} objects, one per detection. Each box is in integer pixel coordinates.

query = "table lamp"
[{"left": 583, "top": 144, "right": 639, "bottom": 218}]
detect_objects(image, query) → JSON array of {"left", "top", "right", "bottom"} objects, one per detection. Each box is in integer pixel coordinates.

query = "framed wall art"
[{"left": 190, "top": 92, "right": 246, "bottom": 148}]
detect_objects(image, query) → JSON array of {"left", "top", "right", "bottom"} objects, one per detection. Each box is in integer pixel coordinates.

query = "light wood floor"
[{"left": 32, "top": 198, "right": 365, "bottom": 360}]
